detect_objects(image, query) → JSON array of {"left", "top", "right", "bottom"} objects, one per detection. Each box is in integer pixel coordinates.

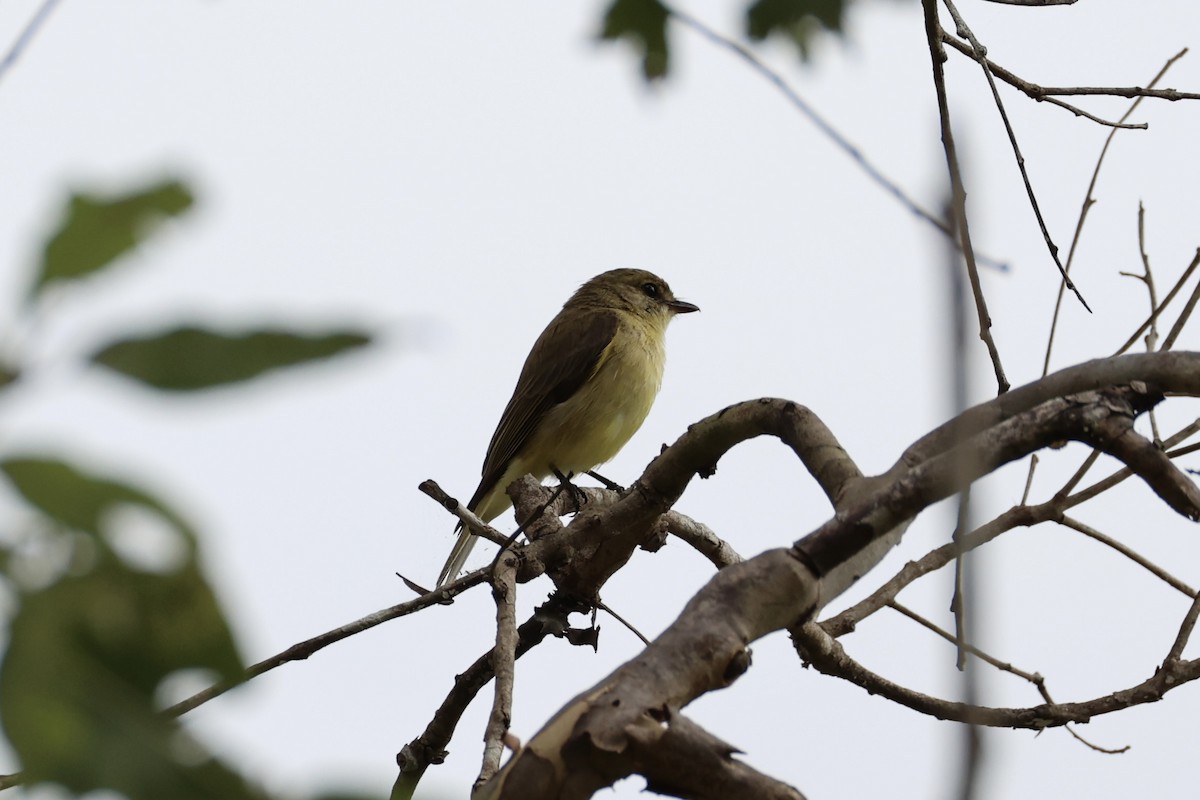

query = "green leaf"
[
  {"left": 746, "top": 0, "right": 849, "bottom": 58},
  {"left": 34, "top": 177, "right": 194, "bottom": 297},
  {"left": 599, "top": 0, "right": 671, "bottom": 80},
  {"left": 1, "top": 456, "right": 193, "bottom": 540},
  {"left": 0, "top": 456, "right": 250, "bottom": 798},
  {"left": 0, "top": 553, "right": 253, "bottom": 800},
  {"left": 90, "top": 326, "right": 372, "bottom": 392}
]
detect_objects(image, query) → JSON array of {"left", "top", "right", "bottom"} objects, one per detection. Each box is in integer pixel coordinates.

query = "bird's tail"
[{"left": 437, "top": 524, "right": 477, "bottom": 587}]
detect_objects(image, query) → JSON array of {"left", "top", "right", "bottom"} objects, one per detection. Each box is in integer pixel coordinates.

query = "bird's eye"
[{"left": 642, "top": 282, "right": 660, "bottom": 298}]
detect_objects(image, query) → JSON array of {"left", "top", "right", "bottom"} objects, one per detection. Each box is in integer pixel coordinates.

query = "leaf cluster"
[{"left": 0, "top": 178, "right": 376, "bottom": 800}]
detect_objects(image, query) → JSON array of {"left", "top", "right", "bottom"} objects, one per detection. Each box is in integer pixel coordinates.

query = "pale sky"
[{"left": 3, "top": 1, "right": 1200, "bottom": 798}]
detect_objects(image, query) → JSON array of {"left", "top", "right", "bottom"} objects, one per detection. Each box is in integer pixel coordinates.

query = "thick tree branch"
[
  {"left": 897, "top": 351, "right": 1200, "bottom": 467},
  {"left": 480, "top": 376, "right": 1199, "bottom": 798},
  {"left": 514, "top": 399, "right": 863, "bottom": 598}
]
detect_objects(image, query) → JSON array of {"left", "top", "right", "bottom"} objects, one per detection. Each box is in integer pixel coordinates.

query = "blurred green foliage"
[
  {"left": 599, "top": 0, "right": 852, "bottom": 79},
  {"left": 0, "top": 176, "right": 376, "bottom": 800},
  {"left": 92, "top": 327, "right": 371, "bottom": 392},
  {"left": 33, "top": 178, "right": 194, "bottom": 299}
]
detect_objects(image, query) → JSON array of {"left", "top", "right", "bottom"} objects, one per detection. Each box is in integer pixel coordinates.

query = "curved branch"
[
  {"left": 794, "top": 622, "right": 1200, "bottom": 730},
  {"left": 481, "top": 377, "right": 1199, "bottom": 798},
  {"left": 517, "top": 399, "right": 862, "bottom": 597}
]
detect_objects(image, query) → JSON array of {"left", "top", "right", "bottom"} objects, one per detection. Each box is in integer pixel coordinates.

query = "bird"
[{"left": 436, "top": 268, "right": 699, "bottom": 586}]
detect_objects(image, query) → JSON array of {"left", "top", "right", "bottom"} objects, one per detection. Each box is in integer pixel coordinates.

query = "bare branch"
[
  {"left": 166, "top": 566, "right": 487, "bottom": 718},
  {"left": 1037, "top": 51, "right": 1186, "bottom": 376},
  {"left": 1114, "top": 249, "right": 1200, "bottom": 356},
  {"left": 795, "top": 621, "right": 1200, "bottom": 729},
  {"left": 1165, "top": 592, "right": 1200, "bottom": 665},
  {"left": 921, "top": 0, "right": 1011, "bottom": 394},
  {"left": 477, "top": 554, "right": 519, "bottom": 790},
  {"left": 666, "top": 510, "right": 744, "bottom": 568},
  {"left": 1160, "top": 265, "right": 1200, "bottom": 352},
  {"left": 943, "top": 31, "right": 1148, "bottom": 129},
  {"left": 1035, "top": 84, "right": 1200, "bottom": 101},
  {"left": 890, "top": 601, "right": 1040, "bottom": 682},
  {"left": 941, "top": 0, "right": 1089, "bottom": 316},
  {"left": 1126, "top": 204, "right": 1164, "bottom": 440},
  {"left": 482, "top": 374, "right": 1200, "bottom": 796},
  {"left": 519, "top": 399, "right": 863, "bottom": 598},
  {"left": 392, "top": 593, "right": 592, "bottom": 798},
  {"left": 1059, "top": 516, "right": 1196, "bottom": 598},
  {"left": 419, "top": 478, "right": 510, "bottom": 547},
  {"left": 888, "top": 601, "right": 1125, "bottom": 753}
]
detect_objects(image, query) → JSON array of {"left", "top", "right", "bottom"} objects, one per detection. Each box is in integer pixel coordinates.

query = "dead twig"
[
  {"left": 941, "top": 0, "right": 1090, "bottom": 313},
  {"left": 477, "top": 554, "right": 519, "bottom": 789},
  {"left": 921, "top": 0, "right": 1010, "bottom": 394}
]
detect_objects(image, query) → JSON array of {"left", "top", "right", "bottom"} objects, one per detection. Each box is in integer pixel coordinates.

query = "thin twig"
[
  {"left": 1020, "top": 454, "right": 1038, "bottom": 505},
  {"left": 1122, "top": 204, "right": 1162, "bottom": 441},
  {"left": 477, "top": 554, "right": 519, "bottom": 788},
  {"left": 1035, "top": 95, "right": 1148, "bottom": 130},
  {"left": 1131, "top": 203, "right": 1162, "bottom": 353},
  {"left": 1164, "top": 592, "right": 1200, "bottom": 664},
  {"left": 888, "top": 602, "right": 1129, "bottom": 754},
  {"left": 892, "top": 601, "right": 1035, "bottom": 677},
  {"left": 922, "top": 0, "right": 1010, "bottom": 394},
  {"left": 1039, "top": 50, "right": 1187, "bottom": 378},
  {"left": 1055, "top": 450, "right": 1102, "bottom": 499},
  {"left": 596, "top": 599, "right": 652, "bottom": 645},
  {"left": 419, "top": 479, "right": 510, "bottom": 547},
  {"left": 1113, "top": 249, "right": 1200, "bottom": 356},
  {"left": 1159, "top": 264, "right": 1200, "bottom": 352},
  {"left": 166, "top": 567, "right": 487, "bottom": 717},
  {"left": 1059, "top": 516, "right": 1196, "bottom": 598},
  {"left": 941, "top": 37, "right": 1194, "bottom": 104},
  {"left": 941, "top": 0, "right": 1090, "bottom": 313},
  {"left": 0, "top": 0, "right": 63, "bottom": 88},
  {"left": 1035, "top": 84, "right": 1200, "bottom": 101},
  {"left": 669, "top": 5, "right": 1007, "bottom": 272}
]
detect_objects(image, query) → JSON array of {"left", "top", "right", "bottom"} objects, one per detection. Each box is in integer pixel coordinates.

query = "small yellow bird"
[{"left": 437, "top": 268, "right": 699, "bottom": 586}]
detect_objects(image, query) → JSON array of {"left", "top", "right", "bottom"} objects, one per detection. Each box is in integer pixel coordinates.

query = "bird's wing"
[{"left": 468, "top": 308, "right": 619, "bottom": 510}]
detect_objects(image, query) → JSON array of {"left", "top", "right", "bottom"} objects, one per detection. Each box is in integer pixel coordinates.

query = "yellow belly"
[
  {"left": 473, "top": 317, "right": 667, "bottom": 524},
  {"left": 535, "top": 322, "right": 663, "bottom": 471}
]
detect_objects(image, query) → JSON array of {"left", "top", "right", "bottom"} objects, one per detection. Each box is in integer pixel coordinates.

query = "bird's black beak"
[{"left": 667, "top": 299, "right": 700, "bottom": 314}]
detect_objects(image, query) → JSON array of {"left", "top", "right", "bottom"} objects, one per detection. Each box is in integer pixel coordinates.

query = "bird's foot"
[{"left": 551, "top": 467, "right": 589, "bottom": 511}]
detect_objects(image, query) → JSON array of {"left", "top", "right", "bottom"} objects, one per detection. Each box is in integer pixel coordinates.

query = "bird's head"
[{"left": 573, "top": 268, "right": 699, "bottom": 325}]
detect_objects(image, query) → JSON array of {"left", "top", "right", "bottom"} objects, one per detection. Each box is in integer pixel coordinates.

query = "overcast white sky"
[{"left": 3, "top": 1, "right": 1200, "bottom": 798}]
